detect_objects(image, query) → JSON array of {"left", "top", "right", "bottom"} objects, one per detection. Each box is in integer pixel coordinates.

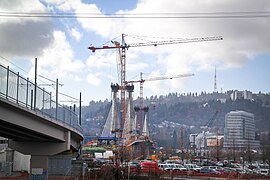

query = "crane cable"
[{"left": 1, "top": 11, "right": 270, "bottom": 18}]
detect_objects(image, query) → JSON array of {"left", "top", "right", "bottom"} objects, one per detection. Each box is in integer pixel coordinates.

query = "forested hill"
[
  {"left": 147, "top": 95, "right": 270, "bottom": 131},
  {"left": 81, "top": 91, "right": 270, "bottom": 137}
]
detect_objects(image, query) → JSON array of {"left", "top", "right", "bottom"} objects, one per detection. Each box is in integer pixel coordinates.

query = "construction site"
[
  {"left": 84, "top": 33, "right": 222, "bottom": 162},
  {"left": 75, "top": 34, "right": 269, "bottom": 180}
]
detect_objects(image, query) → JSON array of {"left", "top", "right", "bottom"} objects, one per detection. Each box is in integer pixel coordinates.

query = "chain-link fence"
[{"left": 0, "top": 162, "right": 12, "bottom": 176}]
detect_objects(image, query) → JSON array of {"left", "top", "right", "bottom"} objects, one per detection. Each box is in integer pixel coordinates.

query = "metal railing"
[{"left": 0, "top": 64, "right": 82, "bottom": 133}]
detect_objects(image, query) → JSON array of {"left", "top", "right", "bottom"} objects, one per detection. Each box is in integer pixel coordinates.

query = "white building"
[
  {"left": 0, "top": 137, "right": 30, "bottom": 173},
  {"left": 224, "top": 111, "right": 260, "bottom": 150},
  {"left": 230, "top": 90, "right": 253, "bottom": 101},
  {"left": 243, "top": 90, "right": 253, "bottom": 100}
]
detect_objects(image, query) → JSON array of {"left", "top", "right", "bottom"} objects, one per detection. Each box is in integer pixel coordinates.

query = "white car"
[
  {"left": 159, "top": 163, "right": 187, "bottom": 171},
  {"left": 208, "top": 166, "right": 224, "bottom": 172},
  {"left": 174, "top": 164, "right": 187, "bottom": 171},
  {"left": 184, "top": 164, "right": 201, "bottom": 171},
  {"left": 257, "top": 168, "right": 269, "bottom": 175},
  {"left": 158, "top": 163, "right": 171, "bottom": 171}
]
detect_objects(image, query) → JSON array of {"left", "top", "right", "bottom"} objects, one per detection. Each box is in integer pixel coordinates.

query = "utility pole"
[
  {"left": 216, "top": 128, "right": 220, "bottom": 162},
  {"left": 34, "top": 58, "right": 37, "bottom": 110},
  {"left": 232, "top": 128, "right": 236, "bottom": 162},
  {"left": 56, "top": 78, "right": 58, "bottom": 120},
  {"left": 180, "top": 127, "right": 184, "bottom": 161},
  {"left": 247, "top": 132, "right": 252, "bottom": 164},
  {"left": 79, "top": 92, "right": 82, "bottom": 126}
]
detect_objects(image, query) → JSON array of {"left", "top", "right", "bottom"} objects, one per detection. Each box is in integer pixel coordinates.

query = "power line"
[
  {"left": 0, "top": 55, "right": 29, "bottom": 75},
  {"left": 0, "top": 11, "right": 270, "bottom": 19},
  {"left": 0, "top": 55, "right": 78, "bottom": 103},
  {"left": 1, "top": 11, "right": 270, "bottom": 15},
  {"left": 59, "top": 92, "right": 79, "bottom": 101},
  {"left": 38, "top": 74, "right": 64, "bottom": 86},
  {"left": 0, "top": 54, "right": 63, "bottom": 88}
]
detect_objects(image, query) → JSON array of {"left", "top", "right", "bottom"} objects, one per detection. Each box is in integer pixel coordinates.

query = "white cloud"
[
  {"left": 49, "top": 0, "right": 118, "bottom": 37},
  {"left": 143, "top": 70, "right": 193, "bottom": 96},
  {"left": 0, "top": 0, "right": 54, "bottom": 58},
  {"left": 42, "top": 0, "right": 65, "bottom": 4},
  {"left": 65, "top": 0, "right": 270, "bottom": 72},
  {"left": 0, "top": 0, "right": 47, "bottom": 17},
  {"left": 86, "top": 51, "right": 116, "bottom": 68},
  {"left": 128, "top": 0, "right": 270, "bottom": 69},
  {"left": 43, "top": 0, "right": 270, "bottom": 101},
  {"left": 87, "top": 73, "right": 101, "bottom": 86},
  {"left": 70, "top": 28, "right": 82, "bottom": 42},
  {"left": 29, "top": 30, "right": 84, "bottom": 79},
  {"left": 127, "top": 62, "right": 149, "bottom": 73}
]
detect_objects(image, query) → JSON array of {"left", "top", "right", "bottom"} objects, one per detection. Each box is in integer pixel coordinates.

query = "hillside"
[
  {"left": 81, "top": 91, "right": 270, "bottom": 146},
  {"left": 147, "top": 94, "right": 270, "bottom": 131}
]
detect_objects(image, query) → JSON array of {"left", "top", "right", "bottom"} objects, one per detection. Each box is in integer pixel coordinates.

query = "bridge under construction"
[{"left": 99, "top": 83, "right": 152, "bottom": 160}]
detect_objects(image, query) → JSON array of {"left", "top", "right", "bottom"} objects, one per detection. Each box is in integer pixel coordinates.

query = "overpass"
[{"left": 0, "top": 64, "right": 84, "bottom": 177}]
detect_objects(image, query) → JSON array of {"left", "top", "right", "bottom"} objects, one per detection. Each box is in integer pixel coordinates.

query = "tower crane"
[
  {"left": 125, "top": 72, "right": 195, "bottom": 133},
  {"left": 88, "top": 33, "right": 223, "bottom": 139},
  {"left": 198, "top": 108, "right": 220, "bottom": 156}
]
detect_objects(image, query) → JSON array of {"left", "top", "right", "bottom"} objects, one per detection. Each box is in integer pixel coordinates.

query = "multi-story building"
[
  {"left": 243, "top": 90, "right": 253, "bottom": 100},
  {"left": 230, "top": 90, "right": 253, "bottom": 101},
  {"left": 224, "top": 111, "right": 260, "bottom": 150}
]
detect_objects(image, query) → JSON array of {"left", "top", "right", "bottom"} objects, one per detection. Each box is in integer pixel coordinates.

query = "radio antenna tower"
[{"left": 214, "top": 66, "right": 217, "bottom": 92}]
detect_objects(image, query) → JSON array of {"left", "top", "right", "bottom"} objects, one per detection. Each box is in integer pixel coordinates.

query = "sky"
[{"left": 0, "top": 0, "right": 270, "bottom": 106}]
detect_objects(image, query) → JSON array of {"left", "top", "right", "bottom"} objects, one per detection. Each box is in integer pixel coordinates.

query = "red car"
[{"left": 140, "top": 161, "right": 159, "bottom": 172}]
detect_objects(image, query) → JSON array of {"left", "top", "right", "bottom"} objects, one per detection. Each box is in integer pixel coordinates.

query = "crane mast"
[
  {"left": 120, "top": 34, "right": 127, "bottom": 136},
  {"left": 139, "top": 72, "right": 144, "bottom": 133}
]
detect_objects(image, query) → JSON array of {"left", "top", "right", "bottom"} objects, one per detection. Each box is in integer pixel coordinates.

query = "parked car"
[
  {"left": 158, "top": 163, "right": 171, "bottom": 171},
  {"left": 125, "top": 161, "right": 141, "bottom": 173},
  {"left": 174, "top": 164, "right": 187, "bottom": 171},
  {"left": 140, "top": 161, "right": 159, "bottom": 172},
  {"left": 258, "top": 169, "right": 269, "bottom": 176},
  {"left": 184, "top": 164, "right": 201, "bottom": 171},
  {"left": 159, "top": 163, "right": 187, "bottom": 172},
  {"left": 255, "top": 168, "right": 269, "bottom": 175},
  {"left": 208, "top": 166, "right": 224, "bottom": 173},
  {"left": 167, "top": 164, "right": 187, "bottom": 171},
  {"left": 200, "top": 166, "right": 220, "bottom": 174},
  {"left": 257, "top": 164, "right": 269, "bottom": 175}
]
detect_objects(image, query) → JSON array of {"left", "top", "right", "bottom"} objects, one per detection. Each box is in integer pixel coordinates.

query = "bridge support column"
[{"left": 30, "top": 155, "right": 48, "bottom": 179}]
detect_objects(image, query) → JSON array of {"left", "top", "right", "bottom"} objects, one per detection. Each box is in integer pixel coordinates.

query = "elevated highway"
[
  {"left": 0, "top": 96, "right": 83, "bottom": 155},
  {"left": 0, "top": 64, "right": 83, "bottom": 177}
]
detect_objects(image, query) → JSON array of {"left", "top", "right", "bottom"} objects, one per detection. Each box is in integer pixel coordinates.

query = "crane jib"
[{"left": 88, "top": 36, "right": 223, "bottom": 52}]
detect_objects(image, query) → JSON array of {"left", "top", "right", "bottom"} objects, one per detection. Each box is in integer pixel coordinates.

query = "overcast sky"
[{"left": 1, "top": 0, "right": 270, "bottom": 105}]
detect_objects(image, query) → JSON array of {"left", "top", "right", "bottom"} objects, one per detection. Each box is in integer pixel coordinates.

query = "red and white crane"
[{"left": 88, "top": 33, "right": 222, "bottom": 137}]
